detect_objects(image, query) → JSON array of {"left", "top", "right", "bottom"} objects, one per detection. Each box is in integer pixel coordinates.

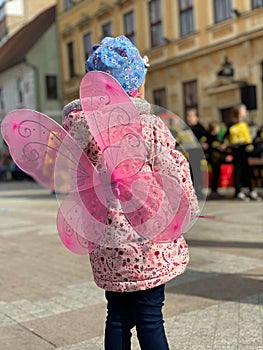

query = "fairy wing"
[
  {"left": 0, "top": 109, "right": 99, "bottom": 192},
  {"left": 80, "top": 71, "right": 146, "bottom": 178},
  {"left": 1, "top": 109, "right": 106, "bottom": 254},
  {"left": 80, "top": 71, "right": 191, "bottom": 242},
  {"left": 114, "top": 170, "right": 191, "bottom": 242},
  {"left": 56, "top": 188, "right": 105, "bottom": 254},
  {"left": 1, "top": 109, "right": 64, "bottom": 191}
]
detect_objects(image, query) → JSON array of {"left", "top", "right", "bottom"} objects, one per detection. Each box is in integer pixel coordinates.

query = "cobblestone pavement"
[{"left": 0, "top": 181, "right": 262, "bottom": 350}]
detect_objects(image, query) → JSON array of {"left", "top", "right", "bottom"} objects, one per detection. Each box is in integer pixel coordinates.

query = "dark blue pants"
[{"left": 104, "top": 284, "right": 169, "bottom": 350}]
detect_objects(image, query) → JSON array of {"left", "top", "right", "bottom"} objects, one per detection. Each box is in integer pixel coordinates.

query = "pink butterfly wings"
[{"left": 1, "top": 71, "right": 192, "bottom": 254}]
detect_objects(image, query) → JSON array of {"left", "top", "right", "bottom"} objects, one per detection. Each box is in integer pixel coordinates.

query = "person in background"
[
  {"left": 62, "top": 36, "right": 199, "bottom": 350},
  {"left": 253, "top": 124, "right": 263, "bottom": 157},
  {"left": 206, "top": 121, "right": 227, "bottom": 199},
  {"left": 0, "top": 146, "right": 12, "bottom": 181},
  {"left": 224, "top": 104, "right": 261, "bottom": 201},
  {"left": 186, "top": 108, "right": 208, "bottom": 199},
  {"left": 186, "top": 108, "right": 209, "bottom": 148}
]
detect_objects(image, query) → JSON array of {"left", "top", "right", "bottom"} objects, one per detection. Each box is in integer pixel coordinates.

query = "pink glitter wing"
[
  {"left": 80, "top": 71, "right": 146, "bottom": 178},
  {"left": 1, "top": 109, "right": 106, "bottom": 254},
  {"left": 56, "top": 189, "right": 105, "bottom": 254},
  {"left": 1, "top": 110, "right": 70, "bottom": 191},
  {"left": 80, "top": 72, "right": 191, "bottom": 242}
]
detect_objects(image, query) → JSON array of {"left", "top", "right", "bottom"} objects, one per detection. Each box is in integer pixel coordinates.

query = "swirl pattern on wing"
[{"left": 1, "top": 110, "right": 95, "bottom": 193}]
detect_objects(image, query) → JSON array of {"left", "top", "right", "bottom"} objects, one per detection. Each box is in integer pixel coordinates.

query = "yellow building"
[
  {"left": 57, "top": 0, "right": 263, "bottom": 127},
  {"left": 0, "top": 0, "right": 56, "bottom": 42}
]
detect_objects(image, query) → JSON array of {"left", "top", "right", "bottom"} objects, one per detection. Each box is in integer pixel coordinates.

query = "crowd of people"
[{"left": 185, "top": 105, "right": 263, "bottom": 201}]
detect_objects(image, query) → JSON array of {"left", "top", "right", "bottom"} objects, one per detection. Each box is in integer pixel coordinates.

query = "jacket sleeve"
[{"left": 143, "top": 115, "right": 200, "bottom": 220}]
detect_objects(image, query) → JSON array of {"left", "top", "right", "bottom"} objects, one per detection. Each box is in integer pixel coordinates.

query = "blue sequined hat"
[{"left": 85, "top": 36, "right": 148, "bottom": 94}]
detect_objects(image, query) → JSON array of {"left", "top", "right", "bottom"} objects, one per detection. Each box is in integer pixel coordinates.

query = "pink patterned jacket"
[{"left": 62, "top": 97, "right": 199, "bottom": 292}]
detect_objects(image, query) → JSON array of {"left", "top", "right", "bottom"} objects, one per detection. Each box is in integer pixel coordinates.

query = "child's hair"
[
  {"left": 85, "top": 36, "right": 149, "bottom": 96},
  {"left": 187, "top": 108, "right": 199, "bottom": 117},
  {"left": 208, "top": 121, "right": 220, "bottom": 134}
]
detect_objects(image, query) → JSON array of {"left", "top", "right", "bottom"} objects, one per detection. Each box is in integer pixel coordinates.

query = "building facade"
[
  {"left": 0, "top": 0, "right": 56, "bottom": 44},
  {"left": 57, "top": 0, "right": 263, "bottom": 127},
  {"left": 0, "top": 6, "right": 62, "bottom": 123}
]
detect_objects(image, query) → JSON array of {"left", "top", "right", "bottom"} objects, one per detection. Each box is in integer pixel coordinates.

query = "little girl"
[
  {"left": 62, "top": 36, "right": 199, "bottom": 350},
  {"left": 207, "top": 121, "right": 227, "bottom": 198}
]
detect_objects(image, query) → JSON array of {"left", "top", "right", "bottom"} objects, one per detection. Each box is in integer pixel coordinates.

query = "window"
[
  {"left": 17, "top": 78, "right": 23, "bottom": 104},
  {"left": 179, "top": 0, "right": 194, "bottom": 37},
  {"left": 46, "top": 76, "right": 58, "bottom": 100},
  {"left": 67, "top": 41, "right": 75, "bottom": 78},
  {"left": 153, "top": 88, "right": 167, "bottom": 108},
  {"left": 214, "top": 0, "right": 232, "bottom": 23},
  {"left": 124, "top": 11, "right": 135, "bottom": 44},
  {"left": 183, "top": 80, "right": 198, "bottom": 118},
  {"left": 149, "top": 0, "right": 163, "bottom": 47},
  {"left": 102, "top": 22, "right": 112, "bottom": 38},
  {"left": 83, "top": 32, "right": 92, "bottom": 61},
  {"left": 252, "top": 0, "right": 263, "bottom": 8}
]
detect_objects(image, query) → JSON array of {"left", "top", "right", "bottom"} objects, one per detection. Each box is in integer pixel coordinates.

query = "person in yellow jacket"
[
  {"left": 228, "top": 108, "right": 251, "bottom": 145},
  {"left": 224, "top": 104, "right": 261, "bottom": 201}
]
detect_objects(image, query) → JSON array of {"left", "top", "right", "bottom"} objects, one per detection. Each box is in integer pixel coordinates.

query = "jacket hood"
[
  {"left": 130, "top": 97, "right": 151, "bottom": 115},
  {"left": 63, "top": 97, "right": 151, "bottom": 119}
]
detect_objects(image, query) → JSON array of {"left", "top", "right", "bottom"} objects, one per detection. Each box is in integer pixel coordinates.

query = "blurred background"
[{"left": 0, "top": 0, "right": 262, "bottom": 189}]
